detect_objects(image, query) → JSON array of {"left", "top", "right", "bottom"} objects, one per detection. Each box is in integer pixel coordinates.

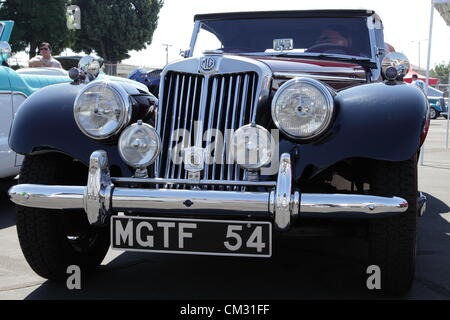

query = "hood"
[{"left": 251, "top": 55, "right": 368, "bottom": 90}]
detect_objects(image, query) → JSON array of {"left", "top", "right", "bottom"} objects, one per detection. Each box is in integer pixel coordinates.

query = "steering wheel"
[
  {"left": 306, "top": 43, "right": 358, "bottom": 56},
  {"left": 221, "top": 47, "right": 258, "bottom": 53}
]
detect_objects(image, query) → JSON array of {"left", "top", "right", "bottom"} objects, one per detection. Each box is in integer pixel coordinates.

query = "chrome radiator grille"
[{"left": 156, "top": 71, "right": 259, "bottom": 183}]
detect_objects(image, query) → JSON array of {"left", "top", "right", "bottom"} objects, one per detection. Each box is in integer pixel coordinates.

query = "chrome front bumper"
[{"left": 8, "top": 151, "right": 409, "bottom": 231}]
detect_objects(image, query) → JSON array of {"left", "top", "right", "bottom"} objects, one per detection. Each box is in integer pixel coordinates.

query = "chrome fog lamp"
[
  {"left": 231, "top": 124, "right": 273, "bottom": 170},
  {"left": 74, "top": 80, "right": 131, "bottom": 139},
  {"left": 381, "top": 52, "right": 410, "bottom": 81},
  {"left": 118, "top": 121, "right": 161, "bottom": 168},
  {"left": 272, "top": 78, "right": 334, "bottom": 139},
  {"left": 78, "top": 56, "right": 101, "bottom": 79}
]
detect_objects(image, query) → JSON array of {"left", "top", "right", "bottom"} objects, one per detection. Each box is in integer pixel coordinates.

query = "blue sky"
[{"left": 121, "top": 0, "right": 450, "bottom": 69}]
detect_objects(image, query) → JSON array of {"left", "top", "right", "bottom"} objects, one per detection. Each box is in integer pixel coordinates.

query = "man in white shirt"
[
  {"left": 28, "top": 42, "right": 62, "bottom": 68},
  {"left": 411, "top": 74, "right": 426, "bottom": 93}
]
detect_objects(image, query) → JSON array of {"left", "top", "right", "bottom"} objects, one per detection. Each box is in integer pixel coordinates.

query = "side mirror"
[
  {"left": 0, "top": 41, "right": 12, "bottom": 63},
  {"left": 381, "top": 52, "right": 410, "bottom": 81},
  {"left": 78, "top": 56, "right": 101, "bottom": 80}
]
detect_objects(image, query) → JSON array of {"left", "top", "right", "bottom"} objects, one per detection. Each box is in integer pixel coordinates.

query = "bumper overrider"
[{"left": 8, "top": 151, "right": 409, "bottom": 231}]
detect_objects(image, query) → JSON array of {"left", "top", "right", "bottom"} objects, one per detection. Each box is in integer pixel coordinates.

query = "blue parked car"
[
  {"left": 428, "top": 96, "right": 448, "bottom": 119},
  {"left": 128, "top": 67, "right": 161, "bottom": 97},
  {"left": 0, "top": 20, "right": 72, "bottom": 179}
]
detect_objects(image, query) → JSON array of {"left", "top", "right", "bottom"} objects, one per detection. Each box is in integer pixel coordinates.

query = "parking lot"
[{"left": 0, "top": 119, "right": 449, "bottom": 300}]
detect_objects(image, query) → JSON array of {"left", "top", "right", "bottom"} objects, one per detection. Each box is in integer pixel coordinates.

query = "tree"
[
  {"left": 70, "top": 0, "right": 163, "bottom": 75},
  {"left": 431, "top": 61, "right": 450, "bottom": 84},
  {"left": 0, "top": 0, "right": 70, "bottom": 59}
]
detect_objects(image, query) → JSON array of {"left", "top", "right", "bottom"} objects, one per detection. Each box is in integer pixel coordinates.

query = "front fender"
[
  {"left": 9, "top": 82, "right": 136, "bottom": 176},
  {"left": 282, "top": 82, "right": 428, "bottom": 181}
]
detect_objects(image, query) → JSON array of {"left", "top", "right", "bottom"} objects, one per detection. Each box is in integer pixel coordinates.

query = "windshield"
[
  {"left": 194, "top": 17, "right": 372, "bottom": 59},
  {"left": 0, "top": 23, "right": 4, "bottom": 39}
]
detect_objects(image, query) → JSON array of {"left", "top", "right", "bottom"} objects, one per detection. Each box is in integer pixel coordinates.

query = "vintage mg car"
[{"left": 8, "top": 10, "right": 429, "bottom": 295}]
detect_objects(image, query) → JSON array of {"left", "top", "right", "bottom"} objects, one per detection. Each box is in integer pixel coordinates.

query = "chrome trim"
[
  {"left": 271, "top": 77, "right": 335, "bottom": 140},
  {"left": 273, "top": 72, "right": 366, "bottom": 82},
  {"left": 111, "top": 177, "right": 277, "bottom": 187},
  {"left": 84, "top": 150, "right": 112, "bottom": 225},
  {"left": 273, "top": 153, "right": 297, "bottom": 230},
  {"left": 300, "top": 194, "right": 408, "bottom": 214},
  {"left": 112, "top": 188, "right": 270, "bottom": 214},
  {"left": 9, "top": 151, "right": 409, "bottom": 230},
  {"left": 187, "top": 20, "right": 201, "bottom": 58},
  {"left": 73, "top": 80, "right": 132, "bottom": 140},
  {"left": 9, "top": 185, "right": 85, "bottom": 209},
  {"left": 366, "top": 15, "right": 382, "bottom": 81},
  {"left": 0, "top": 91, "right": 29, "bottom": 98}
]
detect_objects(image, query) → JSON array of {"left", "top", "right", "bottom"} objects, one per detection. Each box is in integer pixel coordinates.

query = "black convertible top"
[{"left": 194, "top": 10, "right": 376, "bottom": 21}]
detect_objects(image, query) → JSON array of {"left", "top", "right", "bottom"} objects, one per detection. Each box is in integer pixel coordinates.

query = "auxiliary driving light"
[
  {"left": 118, "top": 121, "right": 161, "bottom": 168},
  {"left": 231, "top": 124, "right": 274, "bottom": 170}
]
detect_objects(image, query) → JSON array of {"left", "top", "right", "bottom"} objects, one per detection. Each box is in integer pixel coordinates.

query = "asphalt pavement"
[{"left": 0, "top": 119, "right": 449, "bottom": 300}]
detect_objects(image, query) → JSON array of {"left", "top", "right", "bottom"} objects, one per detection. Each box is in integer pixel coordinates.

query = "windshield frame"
[{"left": 187, "top": 13, "right": 383, "bottom": 76}]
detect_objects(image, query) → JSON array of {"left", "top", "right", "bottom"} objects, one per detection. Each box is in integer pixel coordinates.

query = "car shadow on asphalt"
[
  {"left": 22, "top": 235, "right": 393, "bottom": 300},
  {"left": 414, "top": 192, "right": 450, "bottom": 298},
  {"left": 20, "top": 192, "right": 450, "bottom": 300}
]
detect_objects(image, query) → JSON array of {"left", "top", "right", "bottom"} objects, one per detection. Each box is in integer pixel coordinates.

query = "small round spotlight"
[
  {"left": 231, "top": 124, "right": 274, "bottom": 170},
  {"left": 118, "top": 121, "right": 161, "bottom": 168}
]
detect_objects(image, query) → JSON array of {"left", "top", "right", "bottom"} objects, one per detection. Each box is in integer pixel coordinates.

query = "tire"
[
  {"left": 367, "top": 154, "right": 418, "bottom": 295},
  {"left": 429, "top": 108, "right": 438, "bottom": 119},
  {"left": 16, "top": 153, "right": 110, "bottom": 281}
]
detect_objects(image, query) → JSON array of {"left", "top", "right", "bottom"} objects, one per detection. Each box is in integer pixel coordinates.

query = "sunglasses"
[{"left": 39, "top": 47, "right": 49, "bottom": 51}]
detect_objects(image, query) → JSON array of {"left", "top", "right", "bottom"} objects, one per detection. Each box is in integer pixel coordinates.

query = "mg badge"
[{"left": 200, "top": 56, "right": 215, "bottom": 72}]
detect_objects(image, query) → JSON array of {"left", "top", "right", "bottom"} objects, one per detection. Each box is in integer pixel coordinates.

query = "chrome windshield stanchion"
[{"left": 84, "top": 150, "right": 113, "bottom": 225}]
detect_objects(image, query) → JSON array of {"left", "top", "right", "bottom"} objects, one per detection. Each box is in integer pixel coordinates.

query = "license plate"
[{"left": 111, "top": 216, "right": 272, "bottom": 257}]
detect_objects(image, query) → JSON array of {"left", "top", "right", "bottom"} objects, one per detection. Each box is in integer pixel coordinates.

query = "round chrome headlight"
[
  {"left": 74, "top": 81, "right": 131, "bottom": 139},
  {"left": 231, "top": 124, "right": 273, "bottom": 170},
  {"left": 271, "top": 78, "right": 334, "bottom": 139},
  {"left": 118, "top": 121, "right": 161, "bottom": 168}
]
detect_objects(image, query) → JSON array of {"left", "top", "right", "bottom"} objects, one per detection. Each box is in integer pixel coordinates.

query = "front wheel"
[
  {"left": 367, "top": 154, "right": 418, "bottom": 295},
  {"left": 16, "top": 153, "right": 110, "bottom": 281}
]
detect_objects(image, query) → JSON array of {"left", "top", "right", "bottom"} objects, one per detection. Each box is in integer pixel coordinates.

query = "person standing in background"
[
  {"left": 28, "top": 42, "right": 62, "bottom": 68},
  {"left": 411, "top": 74, "right": 426, "bottom": 93}
]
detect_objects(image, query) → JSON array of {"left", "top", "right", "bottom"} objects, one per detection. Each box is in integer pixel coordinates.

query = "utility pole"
[{"left": 162, "top": 44, "right": 173, "bottom": 66}]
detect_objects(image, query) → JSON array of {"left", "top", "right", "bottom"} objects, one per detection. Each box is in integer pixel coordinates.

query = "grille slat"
[
  {"left": 164, "top": 74, "right": 180, "bottom": 179},
  {"left": 204, "top": 77, "right": 218, "bottom": 180},
  {"left": 170, "top": 74, "right": 186, "bottom": 179},
  {"left": 179, "top": 76, "right": 192, "bottom": 180},
  {"left": 157, "top": 71, "right": 258, "bottom": 188},
  {"left": 211, "top": 77, "right": 226, "bottom": 181}
]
